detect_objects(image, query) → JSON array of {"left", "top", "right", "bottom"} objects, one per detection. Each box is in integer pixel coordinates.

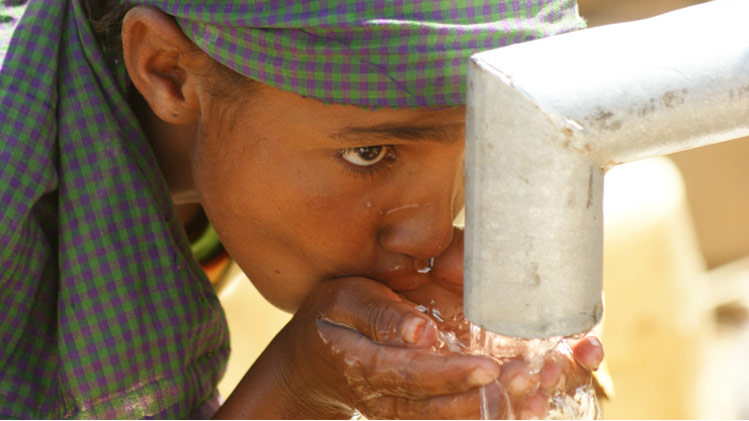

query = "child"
[{"left": 0, "top": 0, "right": 601, "bottom": 418}]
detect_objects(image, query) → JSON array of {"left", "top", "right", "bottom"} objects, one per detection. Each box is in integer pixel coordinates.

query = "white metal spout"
[{"left": 464, "top": 0, "right": 749, "bottom": 339}]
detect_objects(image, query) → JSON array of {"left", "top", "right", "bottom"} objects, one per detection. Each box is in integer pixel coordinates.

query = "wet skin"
[
  {"left": 193, "top": 87, "right": 467, "bottom": 312},
  {"left": 122, "top": 6, "right": 604, "bottom": 419}
]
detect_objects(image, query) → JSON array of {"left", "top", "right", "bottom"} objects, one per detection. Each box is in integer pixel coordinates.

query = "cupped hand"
[
  {"left": 493, "top": 335, "right": 603, "bottom": 419},
  {"left": 402, "top": 280, "right": 603, "bottom": 419},
  {"left": 218, "top": 276, "right": 511, "bottom": 419}
]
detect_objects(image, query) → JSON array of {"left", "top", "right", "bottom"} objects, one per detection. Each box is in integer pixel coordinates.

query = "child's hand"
[
  {"left": 493, "top": 335, "right": 603, "bottom": 418},
  {"left": 217, "top": 276, "right": 507, "bottom": 419},
  {"left": 402, "top": 280, "right": 604, "bottom": 419},
  {"left": 283, "top": 277, "right": 512, "bottom": 419}
]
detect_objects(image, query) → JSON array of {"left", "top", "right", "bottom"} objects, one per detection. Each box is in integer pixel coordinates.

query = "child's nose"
[{"left": 378, "top": 194, "right": 457, "bottom": 260}]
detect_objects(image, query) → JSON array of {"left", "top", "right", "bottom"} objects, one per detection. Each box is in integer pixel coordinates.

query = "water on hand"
[{"left": 422, "top": 304, "right": 601, "bottom": 420}]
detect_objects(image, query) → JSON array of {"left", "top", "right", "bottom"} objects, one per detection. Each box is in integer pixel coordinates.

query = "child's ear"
[{"left": 121, "top": 6, "right": 202, "bottom": 125}]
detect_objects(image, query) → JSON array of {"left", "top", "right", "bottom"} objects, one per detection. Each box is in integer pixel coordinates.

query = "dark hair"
[
  {"left": 82, "top": 0, "right": 254, "bottom": 96},
  {"left": 83, "top": 0, "right": 134, "bottom": 58}
]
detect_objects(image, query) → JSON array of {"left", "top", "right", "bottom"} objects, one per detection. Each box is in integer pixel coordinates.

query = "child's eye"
[{"left": 338, "top": 146, "right": 389, "bottom": 167}]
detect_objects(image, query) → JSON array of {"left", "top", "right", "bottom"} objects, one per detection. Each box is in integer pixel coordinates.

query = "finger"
[
  {"left": 359, "top": 381, "right": 511, "bottom": 420},
  {"left": 539, "top": 358, "right": 564, "bottom": 390},
  {"left": 398, "top": 282, "right": 463, "bottom": 321},
  {"left": 319, "top": 322, "right": 501, "bottom": 400},
  {"left": 570, "top": 336, "right": 604, "bottom": 371},
  {"left": 498, "top": 359, "right": 540, "bottom": 397},
  {"left": 314, "top": 277, "right": 438, "bottom": 347},
  {"left": 519, "top": 391, "right": 549, "bottom": 420}
]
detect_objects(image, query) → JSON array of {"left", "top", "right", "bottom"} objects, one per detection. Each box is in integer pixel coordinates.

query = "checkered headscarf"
[{"left": 135, "top": 0, "right": 585, "bottom": 107}]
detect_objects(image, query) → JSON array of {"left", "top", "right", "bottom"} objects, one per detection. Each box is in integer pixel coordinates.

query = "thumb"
[{"left": 313, "top": 277, "right": 438, "bottom": 348}]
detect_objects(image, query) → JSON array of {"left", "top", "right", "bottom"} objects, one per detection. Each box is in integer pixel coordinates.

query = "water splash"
[
  {"left": 469, "top": 326, "right": 601, "bottom": 419},
  {"left": 350, "top": 301, "right": 601, "bottom": 420},
  {"left": 419, "top": 304, "right": 601, "bottom": 420}
]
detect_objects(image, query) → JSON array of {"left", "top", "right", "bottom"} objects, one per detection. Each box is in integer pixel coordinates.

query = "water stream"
[{"left": 419, "top": 304, "right": 601, "bottom": 420}]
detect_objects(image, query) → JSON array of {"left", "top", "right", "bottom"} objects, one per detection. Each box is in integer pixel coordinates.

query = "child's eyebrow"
[{"left": 332, "top": 122, "right": 464, "bottom": 144}]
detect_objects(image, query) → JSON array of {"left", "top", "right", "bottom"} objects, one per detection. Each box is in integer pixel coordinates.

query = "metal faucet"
[{"left": 464, "top": 0, "right": 749, "bottom": 339}]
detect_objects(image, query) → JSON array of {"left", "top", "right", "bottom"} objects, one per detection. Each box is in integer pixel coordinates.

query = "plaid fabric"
[
  {"left": 136, "top": 0, "right": 585, "bottom": 108},
  {"left": 0, "top": 0, "right": 229, "bottom": 418}
]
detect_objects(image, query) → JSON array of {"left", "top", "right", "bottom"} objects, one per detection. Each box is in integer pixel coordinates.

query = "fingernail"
[
  {"left": 401, "top": 316, "right": 427, "bottom": 344},
  {"left": 509, "top": 373, "right": 533, "bottom": 395},
  {"left": 469, "top": 368, "right": 496, "bottom": 386},
  {"left": 586, "top": 336, "right": 603, "bottom": 370}
]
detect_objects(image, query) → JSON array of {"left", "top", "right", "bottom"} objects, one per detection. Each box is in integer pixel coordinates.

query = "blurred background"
[
  {"left": 576, "top": 0, "right": 749, "bottom": 273},
  {"left": 576, "top": 0, "right": 749, "bottom": 419}
]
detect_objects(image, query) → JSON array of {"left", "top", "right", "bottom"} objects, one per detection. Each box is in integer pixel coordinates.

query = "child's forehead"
[{"left": 250, "top": 80, "right": 466, "bottom": 130}]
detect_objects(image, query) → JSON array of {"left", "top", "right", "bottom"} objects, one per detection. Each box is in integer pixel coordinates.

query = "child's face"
[{"left": 193, "top": 83, "right": 466, "bottom": 312}]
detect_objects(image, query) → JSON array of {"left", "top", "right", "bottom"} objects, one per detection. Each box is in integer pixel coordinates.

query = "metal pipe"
[{"left": 464, "top": 0, "right": 749, "bottom": 339}]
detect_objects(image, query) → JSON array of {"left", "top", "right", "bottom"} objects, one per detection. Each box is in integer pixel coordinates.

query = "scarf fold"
[
  {"left": 0, "top": 0, "right": 229, "bottom": 417},
  {"left": 135, "top": 0, "right": 586, "bottom": 108}
]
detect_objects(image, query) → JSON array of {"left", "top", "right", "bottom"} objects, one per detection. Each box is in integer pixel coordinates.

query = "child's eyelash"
[{"left": 334, "top": 145, "right": 397, "bottom": 180}]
